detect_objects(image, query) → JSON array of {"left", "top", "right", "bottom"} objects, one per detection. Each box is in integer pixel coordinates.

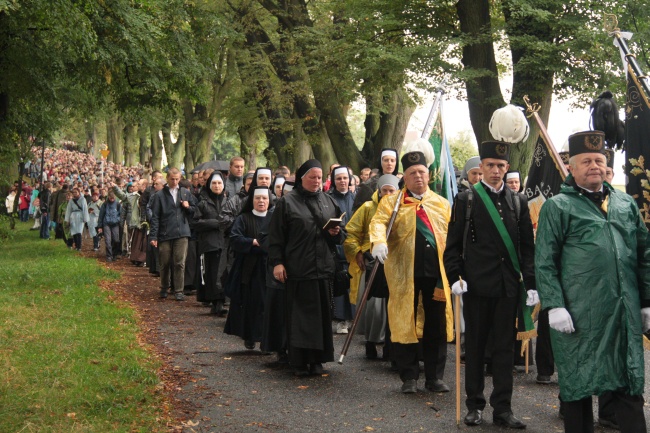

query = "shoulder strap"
[{"left": 462, "top": 189, "right": 473, "bottom": 260}]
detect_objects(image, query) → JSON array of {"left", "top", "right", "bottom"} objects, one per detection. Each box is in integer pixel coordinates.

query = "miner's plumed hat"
[
  {"left": 568, "top": 130, "right": 606, "bottom": 157},
  {"left": 479, "top": 141, "right": 510, "bottom": 162},
  {"left": 401, "top": 151, "right": 427, "bottom": 172}
]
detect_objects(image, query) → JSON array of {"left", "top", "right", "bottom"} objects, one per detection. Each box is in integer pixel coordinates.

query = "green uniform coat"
[{"left": 535, "top": 176, "right": 650, "bottom": 402}]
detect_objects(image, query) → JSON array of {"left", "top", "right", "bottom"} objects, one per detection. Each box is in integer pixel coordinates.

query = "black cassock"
[{"left": 224, "top": 212, "right": 267, "bottom": 343}]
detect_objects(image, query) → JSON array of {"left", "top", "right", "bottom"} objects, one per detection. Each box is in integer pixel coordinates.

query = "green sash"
[
  {"left": 474, "top": 182, "right": 535, "bottom": 334},
  {"left": 416, "top": 217, "right": 437, "bottom": 249}
]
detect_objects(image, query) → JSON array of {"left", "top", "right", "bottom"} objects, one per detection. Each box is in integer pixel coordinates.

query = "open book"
[{"left": 323, "top": 212, "right": 346, "bottom": 230}]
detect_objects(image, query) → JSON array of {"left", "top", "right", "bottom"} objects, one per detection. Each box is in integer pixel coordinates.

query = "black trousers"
[
  {"left": 563, "top": 393, "right": 646, "bottom": 433},
  {"left": 535, "top": 308, "right": 555, "bottom": 376},
  {"left": 392, "top": 277, "right": 446, "bottom": 382},
  {"left": 463, "top": 292, "right": 517, "bottom": 415}
]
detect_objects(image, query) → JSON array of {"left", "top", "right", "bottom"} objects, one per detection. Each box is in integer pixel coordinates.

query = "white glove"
[
  {"left": 548, "top": 308, "right": 575, "bottom": 334},
  {"left": 526, "top": 290, "right": 540, "bottom": 306},
  {"left": 641, "top": 307, "right": 650, "bottom": 333},
  {"left": 451, "top": 280, "right": 467, "bottom": 296},
  {"left": 371, "top": 243, "right": 388, "bottom": 264}
]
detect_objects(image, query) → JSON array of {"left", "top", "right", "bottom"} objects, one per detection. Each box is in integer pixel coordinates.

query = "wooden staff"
[
  {"left": 523, "top": 95, "right": 568, "bottom": 180},
  {"left": 455, "top": 277, "right": 463, "bottom": 426},
  {"left": 338, "top": 190, "right": 404, "bottom": 365}
]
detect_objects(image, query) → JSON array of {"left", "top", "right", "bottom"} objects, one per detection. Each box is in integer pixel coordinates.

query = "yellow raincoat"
[
  {"left": 343, "top": 191, "right": 379, "bottom": 304},
  {"left": 369, "top": 187, "right": 453, "bottom": 344}
]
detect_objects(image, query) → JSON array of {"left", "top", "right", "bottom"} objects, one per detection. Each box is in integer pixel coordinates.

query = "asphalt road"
[{"left": 154, "top": 298, "right": 650, "bottom": 433}]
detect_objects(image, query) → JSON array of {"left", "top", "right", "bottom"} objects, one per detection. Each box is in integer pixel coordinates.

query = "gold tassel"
[
  {"left": 644, "top": 335, "right": 650, "bottom": 351},
  {"left": 433, "top": 287, "right": 446, "bottom": 302},
  {"left": 517, "top": 329, "right": 538, "bottom": 340},
  {"left": 520, "top": 339, "right": 529, "bottom": 357}
]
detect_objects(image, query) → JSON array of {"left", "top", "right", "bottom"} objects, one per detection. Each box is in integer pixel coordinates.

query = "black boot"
[{"left": 365, "top": 341, "right": 378, "bottom": 360}]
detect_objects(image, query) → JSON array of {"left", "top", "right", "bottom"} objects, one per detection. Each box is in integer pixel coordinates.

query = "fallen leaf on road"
[
  {"left": 297, "top": 385, "right": 309, "bottom": 389},
  {"left": 363, "top": 427, "right": 375, "bottom": 432}
]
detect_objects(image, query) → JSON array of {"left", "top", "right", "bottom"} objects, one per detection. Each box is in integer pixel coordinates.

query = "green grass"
[{"left": 0, "top": 222, "right": 168, "bottom": 432}]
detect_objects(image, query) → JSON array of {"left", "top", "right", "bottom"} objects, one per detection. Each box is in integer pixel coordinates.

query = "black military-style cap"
[
  {"left": 568, "top": 130, "right": 606, "bottom": 157},
  {"left": 479, "top": 141, "right": 510, "bottom": 162}
]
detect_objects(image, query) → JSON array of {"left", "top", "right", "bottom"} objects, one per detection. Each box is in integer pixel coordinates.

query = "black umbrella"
[{"left": 191, "top": 160, "right": 230, "bottom": 174}]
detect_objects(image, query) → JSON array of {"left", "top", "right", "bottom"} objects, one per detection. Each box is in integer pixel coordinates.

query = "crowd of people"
[{"left": 7, "top": 133, "right": 650, "bottom": 433}]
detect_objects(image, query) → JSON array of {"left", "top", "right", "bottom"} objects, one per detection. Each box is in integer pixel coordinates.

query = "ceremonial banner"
[
  {"left": 428, "top": 100, "right": 458, "bottom": 204},
  {"left": 523, "top": 135, "right": 565, "bottom": 229},
  {"left": 625, "top": 63, "right": 650, "bottom": 227}
]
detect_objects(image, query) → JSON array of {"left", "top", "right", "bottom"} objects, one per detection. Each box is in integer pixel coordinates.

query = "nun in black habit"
[
  {"left": 224, "top": 186, "right": 272, "bottom": 349},
  {"left": 193, "top": 171, "right": 228, "bottom": 314},
  {"left": 268, "top": 160, "right": 344, "bottom": 376}
]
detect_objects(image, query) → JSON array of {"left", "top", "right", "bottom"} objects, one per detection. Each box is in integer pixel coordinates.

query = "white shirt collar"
[{"left": 481, "top": 180, "right": 504, "bottom": 194}]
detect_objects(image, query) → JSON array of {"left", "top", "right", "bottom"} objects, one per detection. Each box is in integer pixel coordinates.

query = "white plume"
[
  {"left": 489, "top": 105, "right": 530, "bottom": 143},
  {"left": 402, "top": 138, "right": 435, "bottom": 167}
]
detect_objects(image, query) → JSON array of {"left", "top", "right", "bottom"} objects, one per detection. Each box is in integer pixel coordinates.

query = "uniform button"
[{"left": 501, "top": 257, "right": 504, "bottom": 261}]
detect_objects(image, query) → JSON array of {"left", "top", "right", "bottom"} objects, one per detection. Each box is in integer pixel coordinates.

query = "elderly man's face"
[
  {"left": 403, "top": 165, "right": 428, "bottom": 194},
  {"left": 569, "top": 153, "right": 606, "bottom": 191}
]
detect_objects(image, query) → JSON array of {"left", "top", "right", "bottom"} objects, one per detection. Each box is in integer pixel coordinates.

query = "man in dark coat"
[
  {"left": 48, "top": 183, "right": 69, "bottom": 227},
  {"left": 443, "top": 141, "right": 537, "bottom": 429},
  {"left": 149, "top": 168, "right": 197, "bottom": 301}
]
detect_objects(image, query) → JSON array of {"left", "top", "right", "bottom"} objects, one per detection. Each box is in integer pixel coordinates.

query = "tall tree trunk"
[
  {"left": 310, "top": 120, "right": 337, "bottom": 169},
  {"left": 290, "top": 119, "right": 312, "bottom": 169},
  {"left": 314, "top": 90, "right": 363, "bottom": 171},
  {"left": 150, "top": 127, "right": 163, "bottom": 170},
  {"left": 123, "top": 123, "right": 139, "bottom": 167},
  {"left": 162, "top": 121, "right": 185, "bottom": 170},
  {"left": 239, "top": 126, "right": 259, "bottom": 170},
  {"left": 138, "top": 124, "right": 150, "bottom": 165},
  {"left": 456, "top": 0, "right": 505, "bottom": 145},
  {"left": 85, "top": 122, "right": 97, "bottom": 158},
  {"left": 371, "top": 88, "right": 415, "bottom": 158},
  {"left": 106, "top": 115, "right": 124, "bottom": 165},
  {"left": 503, "top": 0, "right": 555, "bottom": 172},
  {"left": 184, "top": 137, "right": 194, "bottom": 174}
]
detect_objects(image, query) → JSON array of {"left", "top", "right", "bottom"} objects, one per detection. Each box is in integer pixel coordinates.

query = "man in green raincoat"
[{"left": 535, "top": 130, "right": 650, "bottom": 433}]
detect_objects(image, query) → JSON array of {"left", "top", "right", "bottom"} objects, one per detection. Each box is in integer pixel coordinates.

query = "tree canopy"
[{"left": 1, "top": 0, "right": 648, "bottom": 182}]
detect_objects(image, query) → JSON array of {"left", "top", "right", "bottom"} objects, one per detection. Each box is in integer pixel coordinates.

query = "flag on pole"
[
  {"left": 625, "top": 63, "right": 650, "bottom": 226},
  {"left": 523, "top": 135, "right": 565, "bottom": 230},
  {"left": 428, "top": 100, "right": 458, "bottom": 204}
]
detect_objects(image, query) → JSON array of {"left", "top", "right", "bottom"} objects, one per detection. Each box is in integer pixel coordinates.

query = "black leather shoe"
[
  {"left": 310, "top": 363, "right": 324, "bottom": 375},
  {"left": 536, "top": 374, "right": 552, "bottom": 384},
  {"left": 598, "top": 417, "right": 620, "bottom": 430},
  {"left": 365, "top": 341, "right": 378, "bottom": 360},
  {"left": 464, "top": 409, "right": 483, "bottom": 426},
  {"left": 401, "top": 379, "right": 417, "bottom": 393},
  {"left": 159, "top": 290, "right": 168, "bottom": 299},
  {"left": 425, "top": 379, "right": 450, "bottom": 393},
  {"left": 493, "top": 412, "right": 526, "bottom": 429},
  {"left": 244, "top": 340, "right": 255, "bottom": 350}
]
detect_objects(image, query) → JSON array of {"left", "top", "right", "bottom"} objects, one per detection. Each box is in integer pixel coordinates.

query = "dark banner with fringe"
[
  {"left": 625, "top": 63, "right": 650, "bottom": 227},
  {"left": 524, "top": 135, "right": 564, "bottom": 231}
]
